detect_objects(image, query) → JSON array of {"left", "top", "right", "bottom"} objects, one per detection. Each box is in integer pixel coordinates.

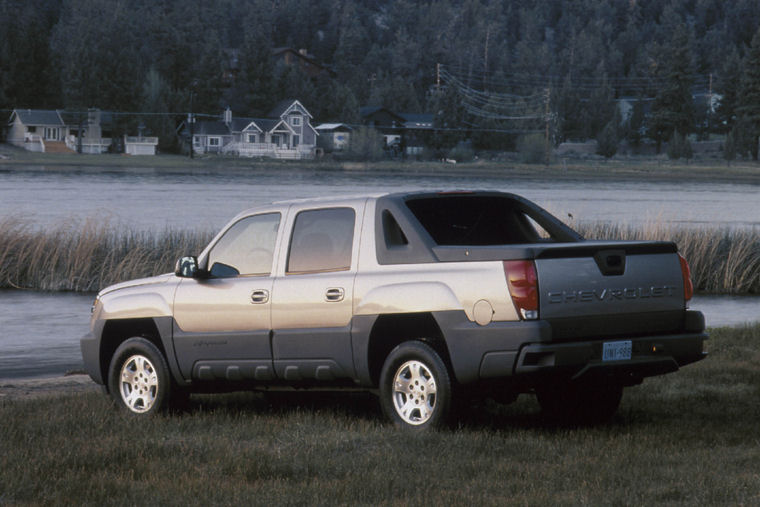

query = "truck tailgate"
[{"left": 535, "top": 242, "right": 687, "bottom": 340}]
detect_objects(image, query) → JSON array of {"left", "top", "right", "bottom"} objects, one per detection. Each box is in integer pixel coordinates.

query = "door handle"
[
  {"left": 325, "top": 287, "right": 345, "bottom": 302},
  {"left": 251, "top": 289, "right": 269, "bottom": 304}
]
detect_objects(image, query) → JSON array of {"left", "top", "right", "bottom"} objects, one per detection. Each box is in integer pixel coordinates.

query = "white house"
[
  {"left": 189, "top": 100, "right": 318, "bottom": 159},
  {"left": 6, "top": 109, "right": 71, "bottom": 153}
]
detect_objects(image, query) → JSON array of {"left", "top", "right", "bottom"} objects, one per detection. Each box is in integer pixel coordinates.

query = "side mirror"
[{"left": 175, "top": 256, "right": 199, "bottom": 278}]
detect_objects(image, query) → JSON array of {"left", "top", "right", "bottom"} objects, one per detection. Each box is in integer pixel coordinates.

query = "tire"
[
  {"left": 108, "top": 337, "right": 172, "bottom": 415},
  {"left": 379, "top": 341, "right": 452, "bottom": 430},
  {"left": 536, "top": 382, "right": 623, "bottom": 425}
]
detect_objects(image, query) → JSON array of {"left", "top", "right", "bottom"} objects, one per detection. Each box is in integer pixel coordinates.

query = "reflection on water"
[
  {"left": 0, "top": 289, "right": 756, "bottom": 380},
  {"left": 1, "top": 166, "right": 759, "bottom": 231}
]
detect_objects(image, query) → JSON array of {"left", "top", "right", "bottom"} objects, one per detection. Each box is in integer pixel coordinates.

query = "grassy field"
[
  {"left": 1, "top": 216, "right": 759, "bottom": 294},
  {"left": 1, "top": 325, "right": 758, "bottom": 505}
]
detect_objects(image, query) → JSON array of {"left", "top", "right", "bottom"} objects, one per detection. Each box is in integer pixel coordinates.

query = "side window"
[
  {"left": 287, "top": 208, "right": 355, "bottom": 274},
  {"left": 207, "top": 213, "right": 281, "bottom": 277}
]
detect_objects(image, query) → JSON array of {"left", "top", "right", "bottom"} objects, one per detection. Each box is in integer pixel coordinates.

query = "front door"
[
  {"left": 173, "top": 212, "right": 281, "bottom": 381},
  {"left": 270, "top": 206, "right": 360, "bottom": 381}
]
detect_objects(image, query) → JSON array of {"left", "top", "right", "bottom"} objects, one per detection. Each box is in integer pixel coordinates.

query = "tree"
[
  {"left": 596, "top": 120, "right": 619, "bottom": 159},
  {"left": 427, "top": 86, "right": 468, "bottom": 157},
  {"left": 724, "top": 130, "right": 736, "bottom": 165},
  {"left": 737, "top": 28, "right": 760, "bottom": 159},
  {"left": 649, "top": 24, "right": 695, "bottom": 152},
  {"left": 140, "top": 69, "right": 176, "bottom": 152}
]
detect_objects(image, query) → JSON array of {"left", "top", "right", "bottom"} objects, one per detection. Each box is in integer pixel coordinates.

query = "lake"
[{"left": 1, "top": 166, "right": 759, "bottom": 231}]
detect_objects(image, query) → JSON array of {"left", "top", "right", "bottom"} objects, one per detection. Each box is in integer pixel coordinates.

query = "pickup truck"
[{"left": 81, "top": 191, "right": 707, "bottom": 428}]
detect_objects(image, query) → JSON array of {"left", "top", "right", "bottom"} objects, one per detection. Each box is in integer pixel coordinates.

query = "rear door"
[{"left": 270, "top": 202, "right": 365, "bottom": 381}]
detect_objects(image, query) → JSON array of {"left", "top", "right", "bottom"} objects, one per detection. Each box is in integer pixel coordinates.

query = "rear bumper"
[
  {"left": 512, "top": 331, "right": 707, "bottom": 385},
  {"left": 435, "top": 310, "right": 707, "bottom": 385}
]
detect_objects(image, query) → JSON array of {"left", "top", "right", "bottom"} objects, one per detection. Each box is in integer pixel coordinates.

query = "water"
[
  {"left": 1, "top": 166, "right": 759, "bottom": 231},
  {"left": 0, "top": 290, "right": 94, "bottom": 380},
  {"left": 0, "top": 165, "right": 758, "bottom": 379},
  {"left": 0, "top": 290, "right": 755, "bottom": 381}
]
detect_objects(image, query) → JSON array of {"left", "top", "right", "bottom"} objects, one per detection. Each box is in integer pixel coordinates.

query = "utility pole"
[
  {"left": 544, "top": 87, "right": 551, "bottom": 166},
  {"left": 188, "top": 90, "right": 194, "bottom": 159}
]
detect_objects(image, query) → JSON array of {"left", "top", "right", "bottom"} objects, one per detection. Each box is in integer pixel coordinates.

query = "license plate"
[{"left": 602, "top": 340, "right": 632, "bottom": 362}]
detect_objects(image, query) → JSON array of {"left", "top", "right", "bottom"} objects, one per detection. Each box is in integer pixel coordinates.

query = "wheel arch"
[
  {"left": 365, "top": 312, "right": 455, "bottom": 386},
  {"left": 99, "top": 317, "right": 179, "bottom": 391}
]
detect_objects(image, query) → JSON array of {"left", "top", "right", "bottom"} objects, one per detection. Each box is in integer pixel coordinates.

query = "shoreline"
[
  {"left": 0, "top": 374, "right": 100, "bottom": 401},
  {"left": 2, "top": 145, "right": 760, "bottom": 184}
]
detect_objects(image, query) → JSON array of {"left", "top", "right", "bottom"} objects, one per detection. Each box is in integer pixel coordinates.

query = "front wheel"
[
  {"left": 108, "top": 337, "right": 171, "bottom": 415},
  {"left": 379, "top": 341, "right": 452, "bottom": 430}
]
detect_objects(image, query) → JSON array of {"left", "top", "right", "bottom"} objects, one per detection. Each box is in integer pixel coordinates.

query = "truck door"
[
  {"left": 172, "top": 212, "right": 281, "bottom": 381},
  {"left": 270, "top": 204, "right": 363, "bottom": 381}
]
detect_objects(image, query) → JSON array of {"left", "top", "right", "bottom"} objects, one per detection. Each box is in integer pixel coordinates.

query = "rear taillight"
[
  {"left": 503, "top": 260, "right": 539, "bottom": 320},
  {"left": 678, "top": 253, "right": 694, "bottom": 302}
]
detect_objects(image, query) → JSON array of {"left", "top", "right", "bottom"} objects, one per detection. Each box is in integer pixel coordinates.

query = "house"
[
  {"left": 359, "top": 107, "right": 433, "bottom": 156},
  {"left": 315, "top": 123, "right": 352, "bottom": 152},
  {"left": 124, "top": 135, "right": 159, "bottom": 155},
  {"left": 6, "top": 109, "right": 73, "bottom": 153},
  {"left": 60, "top": 109, "right": 113, "bottom": 154},
  {"left": 271, "top": 48, "right": 333, "bottom": 78},
  {"left": 188, "top": 100, "right": 318, "bottom": 159}
]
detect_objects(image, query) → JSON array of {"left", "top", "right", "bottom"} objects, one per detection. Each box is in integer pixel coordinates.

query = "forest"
[{"left": 2, "top": 0, "right": 760, "bottom": 157}]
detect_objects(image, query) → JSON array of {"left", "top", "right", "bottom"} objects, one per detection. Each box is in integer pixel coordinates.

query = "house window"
[
  {"left": 208, "top": 137, "right": 220, "bottom": 147},
  {"left": 28, "top": 126, "right": 36, "bottom": 133},
  {"left": 293, "top": 135, "right": 299, "bottom": 147},
  {"left": 193, "top": 136, "right": 200, "bottom": 147},
  {"left": 247, "top": 134, "right": 257, "bottom": 143},
  {"left": 290, "top": 116, "right": 301, "bottom": 126},
  {"left": 271, "top": 134, "right": 280, "bottom": 146}
]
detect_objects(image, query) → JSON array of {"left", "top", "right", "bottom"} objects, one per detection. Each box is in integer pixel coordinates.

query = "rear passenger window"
[{"left": 287, "top": 208, "right": 355, "bottom": 273}]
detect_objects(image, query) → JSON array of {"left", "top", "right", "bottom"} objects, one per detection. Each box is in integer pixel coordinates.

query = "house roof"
[
  {"left": 11, "top": 109, "right": 64, "bottom": 126},
  {"left": 399, "top": 113, "right": 433, "bottom": 127},
  {"left": 359, "top": 106, "right": 406, "bottom": 123},
  {"left": 268, "top": 99, "right": 312, "bottom": 119},
  {"left": 315, "top": 123, "right": 353, "bottom": 132},
  {"left": 194, "top": 120, "right": 231, "bottom": 136}
]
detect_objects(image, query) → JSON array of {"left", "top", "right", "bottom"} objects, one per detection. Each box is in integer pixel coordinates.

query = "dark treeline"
[{"left": 3, "top": 0, "right": 760, "bottom": 156}]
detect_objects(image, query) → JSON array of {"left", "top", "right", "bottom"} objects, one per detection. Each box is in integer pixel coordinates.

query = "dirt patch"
[{"left": 0, "top": 374, "right": 100, "bottom": 401}]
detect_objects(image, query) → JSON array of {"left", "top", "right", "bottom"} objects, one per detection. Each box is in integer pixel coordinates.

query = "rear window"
[{"left": 405, "top": 196, "right": 554, "bottom": 245}]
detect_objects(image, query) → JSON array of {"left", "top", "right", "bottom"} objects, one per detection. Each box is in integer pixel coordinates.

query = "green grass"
[{"left": 2, "top": 326, "right": 759, "bottom": 505}]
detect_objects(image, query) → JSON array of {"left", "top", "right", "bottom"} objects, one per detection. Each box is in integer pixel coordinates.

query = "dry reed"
[
  {"left": 0, "top": 217, "right": 212, "bottom": 292},
  {"left": 575, "top": 220, "right": 760, "bottom": 294},
  {"left": 0, "top": 217, "right": 758, "bottom": 294}
]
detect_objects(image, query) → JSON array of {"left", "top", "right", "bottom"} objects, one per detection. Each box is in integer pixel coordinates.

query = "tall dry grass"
[
  {"left": 0, "top": 217, "right": 758, "bottom": 294},
  {"left": 0, "top": 217, "right": 212, "bottom": 292},
  {"left": 575, "top": 220, "right": 760, "bottom": 294}
]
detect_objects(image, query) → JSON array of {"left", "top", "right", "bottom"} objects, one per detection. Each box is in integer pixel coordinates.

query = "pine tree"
[
  {"left": 649, "top": 24, "right": 695, "bottom": 153},
  {"left": 596, "top": 120, "right": 619, "bottom": 159},
  {"left": 737, "top": 28, "right": 760, "bottom": 159}
]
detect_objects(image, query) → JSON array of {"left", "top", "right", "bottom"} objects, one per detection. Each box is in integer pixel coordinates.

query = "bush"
[
  {"left": 447, "top": 142, "right": 475, "bottom": 162},
  {"left": 596, "top": 121, "right": 619, "bottom": 159},
  {"left": 517, "top": 133, "right": 547, "bottom": 164},
  {"left": 346, "top": 127, "right": 384, "bottom": 161}
]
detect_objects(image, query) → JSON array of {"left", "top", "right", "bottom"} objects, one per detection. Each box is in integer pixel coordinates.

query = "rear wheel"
[
  {"left": 536, "top": 382, "right": 623, "bottom": 425},
  {"left": 108, "top": 337, "right": 171, "bottom": 415},
  {"left": 379, "top": 341, "right": 452, "bottom": 430}
]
